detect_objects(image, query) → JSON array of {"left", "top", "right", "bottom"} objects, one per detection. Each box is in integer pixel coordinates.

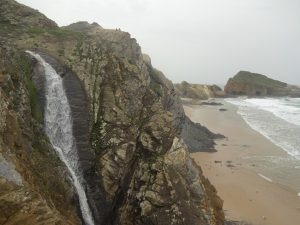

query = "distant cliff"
[
  {"left": 0, "top": 0, "right": 224, "bottom": 224},
  {"left": 225, "top": 71, "right": 300, "bottom": 97},
  {"left": 175, "top": 81, "right": 225, "bottom": 100}
]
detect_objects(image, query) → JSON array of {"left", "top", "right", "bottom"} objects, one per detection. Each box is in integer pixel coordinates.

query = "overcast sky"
[{"left": 17, "top": 0, "right": 300, "bottom": 85}]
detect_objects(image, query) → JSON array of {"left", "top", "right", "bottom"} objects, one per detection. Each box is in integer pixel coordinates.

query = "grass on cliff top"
[
  {"left": 26, "top": 26, "right": 84, "bottom": 39},
  {"left": 233, "top": 71, "right": 287, "bottom": 88}
]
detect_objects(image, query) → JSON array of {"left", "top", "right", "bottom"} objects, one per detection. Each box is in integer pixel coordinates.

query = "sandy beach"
[{"left": 184, "top": 100, "right": 300, "bottom": 225}]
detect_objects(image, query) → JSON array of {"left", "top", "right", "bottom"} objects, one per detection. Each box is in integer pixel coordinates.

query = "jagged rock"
[
  {"left": 225, "top": 71, "right": 300, "bottom": 97},
  {"left": 175, "top": 81, "right": 226, "bottom": 100},
  {"left": 142, "top": 59, "right": 223, "bottom": 152},
  {"left": 0, "top": 1, "right": 225, "bottom": 225}
]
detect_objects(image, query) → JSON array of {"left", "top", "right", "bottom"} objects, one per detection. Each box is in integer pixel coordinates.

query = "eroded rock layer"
[{"left": 0, "top": 0, "right": 224, "bottom": 224}]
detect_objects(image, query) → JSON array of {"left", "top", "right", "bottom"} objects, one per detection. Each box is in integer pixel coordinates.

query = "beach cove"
[{"left": 185, "top": 99, "right": 300, "bottom": 225}]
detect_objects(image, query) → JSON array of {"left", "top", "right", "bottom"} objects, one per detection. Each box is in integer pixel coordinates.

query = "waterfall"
[{"left": 26, "top": 51, "right": 95, "bottom": 225}]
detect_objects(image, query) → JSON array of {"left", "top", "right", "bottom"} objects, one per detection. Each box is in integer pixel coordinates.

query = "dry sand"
[{"left": 185, "top": 100, "right": 300, "bottom": 225}]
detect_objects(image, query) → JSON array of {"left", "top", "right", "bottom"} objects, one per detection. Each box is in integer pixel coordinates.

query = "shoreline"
[{"left": 184, "top": 99, "right": 300, "bottom": 225}]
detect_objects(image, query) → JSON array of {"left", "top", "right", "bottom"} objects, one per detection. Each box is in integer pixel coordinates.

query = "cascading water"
[{"left": 26, "top": 51, "right": 95, "bottom": 225}]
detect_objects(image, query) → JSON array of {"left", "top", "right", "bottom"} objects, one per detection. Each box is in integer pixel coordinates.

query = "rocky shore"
[{"left": 185, "top": 99, "right": 300, "bottom": 225}]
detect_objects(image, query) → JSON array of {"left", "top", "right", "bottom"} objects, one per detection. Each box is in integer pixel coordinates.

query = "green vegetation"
[
  {"left": 27, "top": 27, "right": 45, "bottom": 35},
  {"left": 48, "top": 28, "right": 78, "bottom": 38},
  {"left": 0, "top": 22, "right": 14, "bottom": 34},
  {"left": 18, "top": 54, "right": 43, "bottom": 122},
  {"left": 57, "top": 48, "right": 65, "bottom": 56},
  {"left": 26, "top": 26, "right": 84, "bottom": 41},
  {"left": 233, "top": 71, "right": 287, "bottom": 88},
  {"left": 90, "top": 119, "right": 107, "bottom": 155}
]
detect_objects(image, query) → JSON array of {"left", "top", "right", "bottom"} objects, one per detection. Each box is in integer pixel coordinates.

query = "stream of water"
[{"left": 26, "top": 51, "right": 95, "bottom": 225}]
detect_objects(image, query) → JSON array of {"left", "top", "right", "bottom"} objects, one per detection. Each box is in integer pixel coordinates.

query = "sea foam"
[
  {"left": 226, "top": 97, "right": 300, "bottom": 160},
  {"left": 245, "top": 98, "right": 300, "bottom": 126},
  {"left": 258, "top": 173, "right": 273, "bottom": 182}
]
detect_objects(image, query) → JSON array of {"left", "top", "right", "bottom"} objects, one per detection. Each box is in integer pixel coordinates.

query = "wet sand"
[{"left": 185, "top": 100, "right": 300, "bottom": 225}]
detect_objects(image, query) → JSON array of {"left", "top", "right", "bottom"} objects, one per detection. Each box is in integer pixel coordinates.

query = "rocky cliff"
[
  {"left": 175, "top": 81, "right": 225, "bottom": 100},
  {"left": 225, "top": 71, "right": 300, "bottom": 97},
  {"left": 0, "top": 0, "right": 224, "bottom": 224},
  {"left": 0, "top": 39, "right": 80, "bottom": 225}
]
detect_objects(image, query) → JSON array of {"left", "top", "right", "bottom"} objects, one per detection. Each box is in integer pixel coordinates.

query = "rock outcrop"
[
  {"left": 0, "top": 0, "right": 224, "bottom": 224},
  {"left": 63, "top": 21, "right": 103, "bottom": 35},
  {"left": 225, "top": 71, "right": 300, "bottom": 97},
  {"left": 143, "top": 58, "right": 223, "bottom": 152},
  {"left": 175, "top": 81, "right": 225, "bottom": 100}
]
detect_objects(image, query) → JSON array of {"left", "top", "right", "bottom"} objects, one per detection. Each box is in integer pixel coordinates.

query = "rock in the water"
[{"left": 201, "top": 101, "right": 223, "bottom": 106}]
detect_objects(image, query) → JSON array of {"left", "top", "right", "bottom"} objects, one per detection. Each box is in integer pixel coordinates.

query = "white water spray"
[{"left": 26, "top": 51, "right": 95, "bottom": 225}]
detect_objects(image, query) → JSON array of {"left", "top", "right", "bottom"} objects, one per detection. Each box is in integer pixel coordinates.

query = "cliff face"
[
  {"left": 0, "top": 1, "right": 224, "bottom": 224},
  {"left": 0, "top": 41, "right": 80, "bottom": 225},
  {"left": 143, "top": 58, "right": 223, "bottom": 152},
  {"left": 225, "top": 71, "right": 300, "bottom": 97},
  {"left": 175, "top": 81, "right": 225, "bottom": 100}
]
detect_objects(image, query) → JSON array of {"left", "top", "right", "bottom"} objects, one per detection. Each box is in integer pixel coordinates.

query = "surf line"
[{"left": 258, "top": 173, "right": 273, "bottom": 182}]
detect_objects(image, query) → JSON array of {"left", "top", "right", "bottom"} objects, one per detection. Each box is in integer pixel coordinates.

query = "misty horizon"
[{"left": 17, "top": 0, "right": 300, "bottom": 86}]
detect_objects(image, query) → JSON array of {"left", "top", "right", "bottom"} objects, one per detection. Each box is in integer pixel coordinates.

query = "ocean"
[{"left": 225, "top": 97, "right": 300, "bottom": 196}]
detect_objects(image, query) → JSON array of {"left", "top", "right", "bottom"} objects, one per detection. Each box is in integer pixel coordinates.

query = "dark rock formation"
[
  {"left": 201, "top": 102, "right": 223, "bottom": 106},
  {"left": 181, "top": 118, "right": 223, "bottom": 152},
  {"left": 175, "top": 81, "right": 226, "bottom": 100},
  {"left": 225, "top": 71, "right": 300, "bottom": 97},
  {"left": 0, "top": 0, "right": 225, "bottom": 224}
]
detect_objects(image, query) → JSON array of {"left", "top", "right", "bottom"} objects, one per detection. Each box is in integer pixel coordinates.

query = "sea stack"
[{"left": 224, "top": 71, "right": 300, "bottom": 97}]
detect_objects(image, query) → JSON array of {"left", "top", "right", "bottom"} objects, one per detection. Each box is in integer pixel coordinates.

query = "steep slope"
[
  {"left": 225, "top": 71, "right": 300, "bottom": 97},
  {"left": 175, "top": 81, "right": 225, "bottom": 100},
  {"left": 0, "top": 0, "right": 224, "bottom": 224},
  {"left": 0, "top": 41, "right": 80, "bottom": 225},
  {"left": 143, "top": 57, "right": 224, "bottom": 152}
]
